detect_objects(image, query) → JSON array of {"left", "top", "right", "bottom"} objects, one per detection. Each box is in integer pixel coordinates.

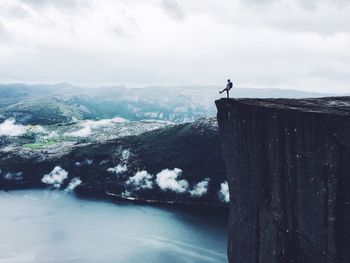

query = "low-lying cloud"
[
  {"left": 125, "top": 170, "right": 154, "bottom": 191},
  {"left": 65, "top": 126, "right": 91, "bottom": 137},
  {"left": 156, "top": 168, "right": 189, "bottom": 193},
  {"left": 218, "top": 181, "right": 229, "bottom": 203},
  {"left": 189, "top": 178, "right": 209, "bottom": 197},
  {"left": 119, "top": 167, "right": 226, "bottom": 202},
  {"left": 0, "top": 118, "right": 46, "bottom": 137},
  {"left": 0, "top": 119, "right": 26, "bottom": 136},
  {"left": 41, "top": 166, "right": 68, "bottom": 188},
  {"left": 65, "top": 117, "right": 127, "bottom": 137},
  {"left": 64, "top": 177, "right": 82, "bottom": 192},
  {"left": 107, "top": 164, "right": 127, "bottom": 175}
]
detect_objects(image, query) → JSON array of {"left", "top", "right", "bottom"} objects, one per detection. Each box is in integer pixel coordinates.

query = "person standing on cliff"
[{"left": 219, "top": 79, "right": 233, "bottom": 98}]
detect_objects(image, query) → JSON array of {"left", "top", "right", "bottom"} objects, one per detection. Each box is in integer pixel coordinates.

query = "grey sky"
[{"left": 0, "top": 0, "right": 349, "bottom": 93}]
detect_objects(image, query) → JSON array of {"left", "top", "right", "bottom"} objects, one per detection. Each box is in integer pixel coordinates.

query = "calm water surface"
[{"left": 0, "top": 190, "right": 227, "bottom": 263}]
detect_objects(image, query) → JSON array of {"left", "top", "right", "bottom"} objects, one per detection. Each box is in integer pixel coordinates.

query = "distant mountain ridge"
[{"left": 0, "top": 83, "right": 335, "bottom": 125}]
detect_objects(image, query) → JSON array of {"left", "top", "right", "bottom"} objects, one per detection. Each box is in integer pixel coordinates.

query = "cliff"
[{"left": 216, "top": 97, "right": 350, "bottom": 263}]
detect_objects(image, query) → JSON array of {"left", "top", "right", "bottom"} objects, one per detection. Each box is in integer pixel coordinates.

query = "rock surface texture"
[{"left": 216, "top": 97, "right": 350, "bottom": 263}]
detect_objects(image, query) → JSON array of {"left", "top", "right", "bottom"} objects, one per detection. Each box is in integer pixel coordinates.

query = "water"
[{"left": 0, "top": 190, "right": 228, "bottom": 263}]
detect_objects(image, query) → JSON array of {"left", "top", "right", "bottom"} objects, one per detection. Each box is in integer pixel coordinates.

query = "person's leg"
[{"left": 226, "top": 89, "right": 229, "bottom": 98}]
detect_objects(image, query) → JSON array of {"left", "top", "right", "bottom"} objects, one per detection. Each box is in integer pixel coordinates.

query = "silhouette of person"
[{"left": 220, "top": 79, "right": 233, "bottom": 98}]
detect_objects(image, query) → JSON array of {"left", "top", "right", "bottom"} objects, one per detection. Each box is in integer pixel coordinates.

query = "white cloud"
[
  {"left": 27, "top": 124, "right": 46, "bottom": 134},
  {"left": 189, "top": 178, "right": 209, "bottom": 197},
  {"left": 65, "top": 126, "right": 91, "bottom": 137},
  {"left": 64, "top": 117, "right": 127, "bottom": 137},
  {"left": 0, "top": 0, "right": 349, "bottom": 92},
  {"left": 64, "top": 177, "right": 82, "bottom": 192},
  {"left": 156, "top": 168, "right": 189, "bottom": 193},
  {"left": 0, "top": 118, "right": 45, "bottom": 137},
  {"left": 19, "top": 0, "right": 79, "bottom": 8},
  {"left": 125, "top": 170, "right": 154, "bottom": 191},
  {"left": 218, "top": 181, "right": 229, "bottom": 203},
  {"left": 41, "top": 166, "right": 68, "bottom": 188},
  {"left": 107, "top": 164, "right": 127, "bottom": 175},
  {"left": 0, "top": 21, "right": 11, "bottom": 41},
  {"left": 0, "top": 119, "right": 26, "bottom": 136}
]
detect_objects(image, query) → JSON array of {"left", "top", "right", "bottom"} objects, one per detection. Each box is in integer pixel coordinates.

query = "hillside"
[
  {"left": 0, "top": 118, "right": 227, "bottom": 206},
  {"left": 0, "top": 83, "right": 333, "bottom": 125}
]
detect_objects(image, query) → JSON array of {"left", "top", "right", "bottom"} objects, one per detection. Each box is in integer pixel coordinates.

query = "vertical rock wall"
[{"left": 216, "top": 97, "right": 350, "bottom": 263}]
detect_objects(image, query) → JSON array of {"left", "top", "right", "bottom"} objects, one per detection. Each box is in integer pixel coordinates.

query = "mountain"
[
  {"left": 0, "top": 83, "right": 334, "bottom": 125},
  {"left": 0, "top": 83, "right": 343, "bottom": 207}
]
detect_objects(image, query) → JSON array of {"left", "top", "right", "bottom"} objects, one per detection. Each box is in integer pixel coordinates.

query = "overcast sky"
[{"left": 0, "top": 0, "right": 349, "bottom": 93}]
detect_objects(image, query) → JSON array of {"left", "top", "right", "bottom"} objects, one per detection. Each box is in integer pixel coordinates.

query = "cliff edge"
[{"left": 216, "top": 97, "right": 350, "bottom": 263}]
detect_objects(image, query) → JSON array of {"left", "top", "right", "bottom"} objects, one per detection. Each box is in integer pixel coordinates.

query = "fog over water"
[{"left": 0, "top": 190, "right": 227, "bottom": 263}]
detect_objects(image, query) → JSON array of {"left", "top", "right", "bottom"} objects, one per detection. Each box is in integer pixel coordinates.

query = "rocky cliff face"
[{"left": 216, "top": 97, "right": 350, "bottom": 263}]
